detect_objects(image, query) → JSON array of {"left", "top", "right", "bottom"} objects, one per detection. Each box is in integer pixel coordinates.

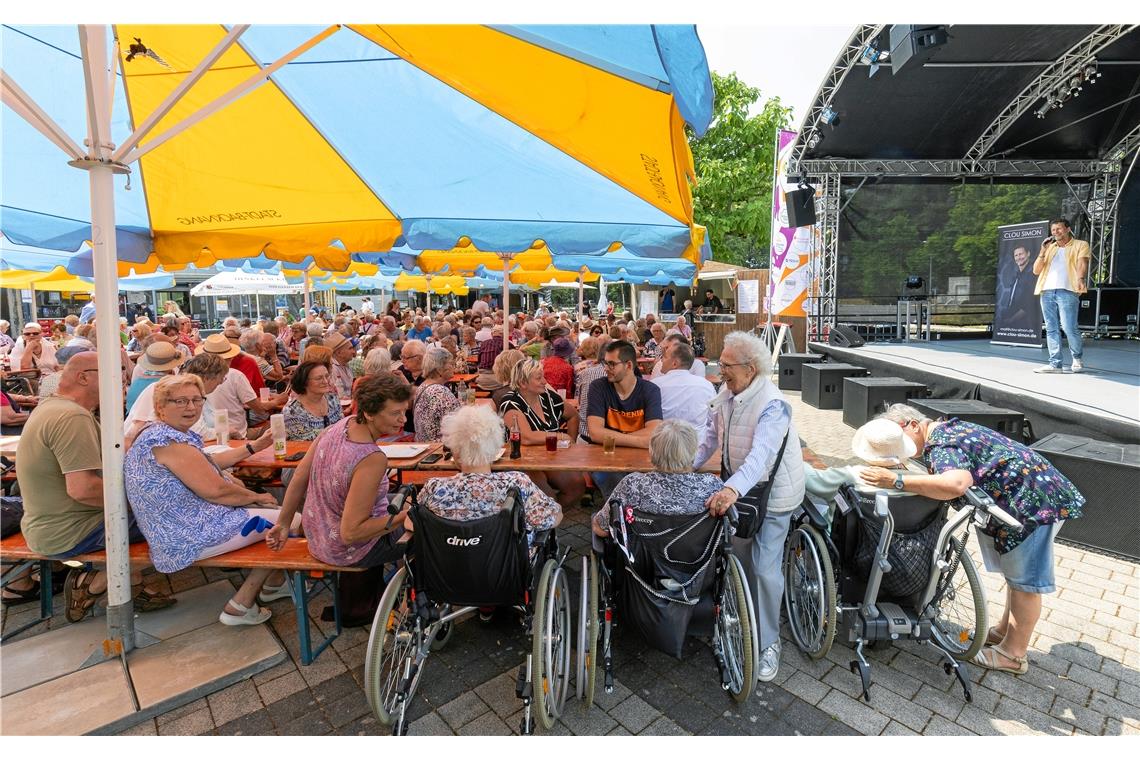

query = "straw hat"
[
  {"left": 138, "top": 341, "right": 186, "bottom": 372},
  {"left": 323, "top": 332, "right": 351, "bottom": 353},
  {"left": 850, "top": 418, "right": 917, "bottom": 466},
  {"left": 195, "top": 333, "right": 240, "bottom": 359}
]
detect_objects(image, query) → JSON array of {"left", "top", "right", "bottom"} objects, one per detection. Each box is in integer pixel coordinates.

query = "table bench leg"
[
  {"left": 291, "top": 570, "right": 341, "bottom": 666},
  {"left": 1, "top": 559, "right": 53, "bottom": 642}
]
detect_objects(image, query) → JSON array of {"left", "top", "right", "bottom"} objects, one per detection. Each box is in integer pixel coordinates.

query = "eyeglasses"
[
  {"left": 602, "top": 360, "right": 628, "bottom": 369},
  {"left": 23, "top": 332, "right": 41, "bottom": 337},
  {"left": 719, "top": 362, "right": 751, "bottom": 371},
  {"left": 166, "top": 396, "right": 206, "bottom": 408}
]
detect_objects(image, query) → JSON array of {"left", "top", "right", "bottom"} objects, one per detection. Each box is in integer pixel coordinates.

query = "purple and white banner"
[{"left": 767, "top": 129, "right": 819, "bottom": 317}]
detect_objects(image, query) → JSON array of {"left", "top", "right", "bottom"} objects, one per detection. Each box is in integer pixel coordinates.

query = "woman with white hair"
[
  {"left": 695, "top": 330, "right": 804, "bottom": 684},
  {"left": 590, "top": 420, "right": 723, "bottom": 536},
  {"left": 421, "top": 404, "right": 561, "bottom": 543},
  {"left": 412, "top": 346, "right": 461, "bottom": 442}
]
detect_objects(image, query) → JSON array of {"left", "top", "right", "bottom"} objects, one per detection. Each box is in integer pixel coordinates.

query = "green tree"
[{"left": 688, "top": 72, "right": 793, "bottom": 269}]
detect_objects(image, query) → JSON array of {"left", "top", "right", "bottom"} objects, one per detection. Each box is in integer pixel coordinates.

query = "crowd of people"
[{"left": 1, "top": 292, "right": 1082, "bottom": 683}]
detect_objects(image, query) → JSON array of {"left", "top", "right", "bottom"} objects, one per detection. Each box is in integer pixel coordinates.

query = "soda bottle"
[{"left": 509, "top": 418, "right": 522, "bottom": 459}]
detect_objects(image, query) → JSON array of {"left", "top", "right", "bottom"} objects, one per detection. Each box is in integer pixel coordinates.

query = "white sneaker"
[
  {"left": 1070, "top": 358, "right": 1083, "bottom": 373},
  {"left": 757, "top": 642, "right": 781, "bottom": 683},
  {"left": 219, "top": 599, "right": 272, "bottom": 626},
  {"left": 1034, "top": 364, "right": 1063, "bottom": 374}
]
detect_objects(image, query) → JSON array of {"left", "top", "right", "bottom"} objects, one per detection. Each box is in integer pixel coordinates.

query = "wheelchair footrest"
[{"left": 515, "top": 663, "right": 532, "bottom": 700}]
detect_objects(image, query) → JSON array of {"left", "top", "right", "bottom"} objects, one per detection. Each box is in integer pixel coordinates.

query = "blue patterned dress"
[
  {"left": 925, "top": 418, "right": 1084, "bottom": 553},
  {"left": 124, "top": 423, "right": 251, "bottom": 573}
]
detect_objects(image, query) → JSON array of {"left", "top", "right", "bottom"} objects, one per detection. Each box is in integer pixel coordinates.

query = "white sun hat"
[{"left": 851, "top": 418, "right": 918, "bottom": 466}]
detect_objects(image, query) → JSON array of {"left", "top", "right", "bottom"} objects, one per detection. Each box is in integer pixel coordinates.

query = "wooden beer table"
[
  {"left": 228, "top": 440, "right": 443, "bottom": 471},
  {"left": 418, "top": 439, "right": 719, "bottom": 474}
]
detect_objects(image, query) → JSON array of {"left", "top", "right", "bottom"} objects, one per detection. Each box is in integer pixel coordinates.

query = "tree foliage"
[{"left": 688, "top": 72, "right": 793, "bottom": 269}]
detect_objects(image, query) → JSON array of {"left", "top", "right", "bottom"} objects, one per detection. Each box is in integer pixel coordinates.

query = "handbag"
[{"left": 725, "top": 432, "right": 790, "bottom": 540}]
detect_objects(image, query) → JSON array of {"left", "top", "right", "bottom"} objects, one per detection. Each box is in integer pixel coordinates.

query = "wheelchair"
[
  {"left": 363, "top": 485, "right": 573, "bottom": 735},
  {"left": 784, "top": 482, "right": 1023, "bottom": 703},
  {"left": 578, "top": 502, "right": 758, "bottom": 707}
]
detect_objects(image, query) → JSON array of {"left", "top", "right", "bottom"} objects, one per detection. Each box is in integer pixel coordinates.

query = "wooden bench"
[{"left": 0, "top": 533, "right": 361, "bottom": 665}]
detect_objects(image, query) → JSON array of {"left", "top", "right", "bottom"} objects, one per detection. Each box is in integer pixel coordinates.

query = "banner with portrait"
[
  {"left": 768, "top": 130, "right": 820, "bottom": 317},
  {"left": 993, "top": 220, "right": 1046, "bottom": 347}
]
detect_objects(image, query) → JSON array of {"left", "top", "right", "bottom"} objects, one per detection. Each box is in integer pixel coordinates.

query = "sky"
[{"left": 697, "top": 25, "right": 856, "bottom": 128}]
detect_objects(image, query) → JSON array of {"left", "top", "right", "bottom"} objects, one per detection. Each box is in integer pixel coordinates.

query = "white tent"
[{"left": 190, "top": 271, "right": 303, "bottom": 297}]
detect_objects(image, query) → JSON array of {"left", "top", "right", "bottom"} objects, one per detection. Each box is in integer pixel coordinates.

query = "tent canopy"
[{"left": 189, "top": 271, "right": 302, "bottom": 296}]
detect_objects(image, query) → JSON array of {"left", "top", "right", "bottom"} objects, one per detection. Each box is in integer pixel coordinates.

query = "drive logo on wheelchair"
[{"left": 446, "top": 535, "right": 482, "bottom": 547}]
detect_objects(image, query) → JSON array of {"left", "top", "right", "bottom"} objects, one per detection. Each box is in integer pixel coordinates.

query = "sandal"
[
  {"left": 972, "top": 644, "right": 1029, "bottom": 674},
  {"left": 132, "top": 585, "right": 178, "bottom": 613},
  {"left": 1, "top": 581, "right": 41, "bottom": 607},
  {"left": 218, "top": 599, "right": 271, "bottom": 626},
  {"left": 986, "top": 626, "right": 1004, "bottom": 646},
  {"left": 64, "top": 568, "right": 106, "bottom": 623}
]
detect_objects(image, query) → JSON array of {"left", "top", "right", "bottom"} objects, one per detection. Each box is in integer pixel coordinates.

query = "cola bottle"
[{"left": 509, "top": 418, "right": 522, "bottom": 459}]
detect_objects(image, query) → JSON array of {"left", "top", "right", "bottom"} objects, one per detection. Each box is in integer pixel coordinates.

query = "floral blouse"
[
  {"left": 413, "top": 383, "right": 460, "bottom": 442},
  {"left": 592, "top": 471, "right": 723, "bottom": 535},
  {"left": 283, "top": 394, "right": 343, "bottom": 441},
  {"left": 421, "top": 471, "right": 561, "bottom": 542},
  {"left": 926, "top": 418, "right": 1084, "bottom": 553}
]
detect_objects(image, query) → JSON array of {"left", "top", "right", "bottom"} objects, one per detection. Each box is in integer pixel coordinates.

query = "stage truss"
[{"left": 786, "top": 23, "right": 1140, "bottom": 342}]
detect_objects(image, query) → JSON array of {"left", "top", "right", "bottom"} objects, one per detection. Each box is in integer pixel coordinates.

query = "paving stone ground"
[{"left": 3, "top": 388, "right": 1137, "bottom": 736}]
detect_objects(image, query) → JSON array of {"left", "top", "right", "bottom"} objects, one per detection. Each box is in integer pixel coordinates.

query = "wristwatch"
[
  {"left": 893, "top": 474, "right": 905, "bottom": 491},
  {"left": 245, "top": 443, "right": 256, "bottom": 455}
]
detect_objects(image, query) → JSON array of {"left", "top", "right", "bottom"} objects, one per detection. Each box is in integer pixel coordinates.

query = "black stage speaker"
[
  {"left": 1031, "top": 434, "right": 1140, "bottom": 560},
  {"left": 829, "top": 324, "right": 865, "bottom": 348},
  {"left": 784, "top": 187, "right": 816, "bottom": 228}
]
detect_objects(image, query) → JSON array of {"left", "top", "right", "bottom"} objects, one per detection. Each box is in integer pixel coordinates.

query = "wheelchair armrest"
[
  {"left": 388, "top": 484, "right": 417, "bottom": 515},
  {"left": 504, "top": 486, "right": 524, "bottom": 535},
  {"left": 801, "top": 494, "right": 829, "bottom": 529}
]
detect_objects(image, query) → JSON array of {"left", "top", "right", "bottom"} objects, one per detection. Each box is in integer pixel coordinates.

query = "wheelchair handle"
[
  {"left": 389, "top": 484, "right": 417, "bottom": 515},
  {"left": 964, "top": 486, "right": 1023, "bottom": 530},
  {"left": 725, "top": 505, "right": 739, "bottom": 529}
]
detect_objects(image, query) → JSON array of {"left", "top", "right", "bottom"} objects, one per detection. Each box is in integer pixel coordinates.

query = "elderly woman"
[
  {"left": 50, "top": 321, "right": 70, "bottom": 348},
  {"left": 421, "top": 404, "right": 561, "bottom": 551},
  {"left": 859, "top": 404, "right": 1084, "bottom": 676},
  {"left": 500, "top": 358, "right": 584, "bottom": 511},
  {"left": 126, "top": 321, "right": 151, "bottom": 353},
  {"left": 413, "top": 347, "right": 461, "bottom": 442},
  {"left": 270, "top": 374, "right": 415, "bottom": 624},
  {"left": 591, "top": 420, "right": 723, "bottom": 536},
  {"left": 0, "top": 319, "right": 15, "bottom": 354},
  {"left": 643, "top": 322, "right": 667, "bottom": 359},
  {"left": 476, "top": 347, "right": 525, "bottom": 407},
  {"left": 671, "top": 315, "right": 693, "bottom": 340},
  {"left": 284, "top": 321, "right": 306, "bottom": 353},
  {"left": 125, "top": 375, "right": 294, "bottom": 626},
  {"left": 283, "top": 360, "right": 343, "bottom": 441},
  {"left": 11, "top": 322, "right": 59, "bottom": 374},
  {"left": 298, "top": 322, "right": 324, "bottom": 355},
  {"left": 696, "top": 331, "right": 804, "bottom": 684}
]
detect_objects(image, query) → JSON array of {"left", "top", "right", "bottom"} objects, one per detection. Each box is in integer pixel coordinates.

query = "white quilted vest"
[{"left": 713, "top": 377, "right": 805, "bottom": 513}]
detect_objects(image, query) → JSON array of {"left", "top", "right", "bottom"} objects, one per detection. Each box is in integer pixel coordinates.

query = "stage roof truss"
[
  {"left": 964, "top": 25, "right": 1137, "bottom": 168},
  {"left": 797, "top": 158, "right": 1120, "bottom": 178}
]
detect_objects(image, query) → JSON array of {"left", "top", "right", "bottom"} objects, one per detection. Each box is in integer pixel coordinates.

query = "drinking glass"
[
  {"left": 603, "top": 435, "right": 616, "bottom": 454},
  {"left": 545, "top": 434, "right": 558, "bottom": 452}
]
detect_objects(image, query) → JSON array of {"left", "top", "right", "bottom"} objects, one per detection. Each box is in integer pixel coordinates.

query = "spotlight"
[
  {"left": 820, "top": 107, "right": 841, "bottom": 127},
  {"left": 905, "top": 275, "right": 925, "bottom": 290},
  {"left": 807, "top": 133, "right": 823, "bottom": 150}
]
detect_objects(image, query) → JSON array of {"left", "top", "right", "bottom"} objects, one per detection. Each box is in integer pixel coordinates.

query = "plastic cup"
[
  {"left": 545, "top": 434, "right": 558, "bottom": 452},
  {"left": 557, "top": 432, "right": 570, "bottom": 449},
  {"left": 259, "top": 387, "right": 271, "bottom": 403},
  {"left": 603, "top": 435, "right": 616, "bottom": 454}
]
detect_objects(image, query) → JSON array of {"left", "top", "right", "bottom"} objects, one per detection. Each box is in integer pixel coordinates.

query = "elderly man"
[
  {"left": 0, "top": 320, "right": 14, "bottom": 354},
  {"left": 78, "top": 296, "right": 97, "bottom": 325},
  {"left": 262, "top": 320, "right": 291, "bottom": 369},
  {"left": 16, "top": 352, "right": 175, "bottom": 621},
  {"left": 407, "top": 315, "right": 433, "bottom": 342},
  {"left": 696, "top": 331, "right": 804, "bottom": 684},
  {"left": 652, "top": 340, "right": 714, "bottom": 432},
  {"left": 381, "top": 315, "right": 402, "bottom": 343},
  {"left": 650, "top": 334, "right": 705, "bottom": 379},
  {"left": 324, "top": 332, "right": 358, "bottom": 400},
  {"left": 474, "top": 317, "right": 494, "bottom": 344},
  {"left": 195, "top": 334, "right": 283, "bottom": 438},
  {"left": 225, "top": 328, "right": 267, "bottom": 394},
  {"left": 37, "top": 345, "right": 92, "bottom": 399}
]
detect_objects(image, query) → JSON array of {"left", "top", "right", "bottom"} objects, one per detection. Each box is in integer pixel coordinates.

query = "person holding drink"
[{"left": 499, "top": 358, "right": 584, "bottom": 511}]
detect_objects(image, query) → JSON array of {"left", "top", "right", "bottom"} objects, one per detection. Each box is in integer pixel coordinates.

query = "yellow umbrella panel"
[
  {"left": 393, "top": 273, "right": 469, "bottom": 295},
  {"left": 2, "top": 267, "right": 95, "bottom": 292}
]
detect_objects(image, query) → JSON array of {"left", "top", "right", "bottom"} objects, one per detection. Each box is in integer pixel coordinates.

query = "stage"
[{"left": 808, "top": 338, "right": 1140, "bottom": 444}]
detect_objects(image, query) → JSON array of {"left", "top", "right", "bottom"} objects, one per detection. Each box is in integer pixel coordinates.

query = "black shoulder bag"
[{"left": 724, "top": 432, "right": 790, "bottom": 540}]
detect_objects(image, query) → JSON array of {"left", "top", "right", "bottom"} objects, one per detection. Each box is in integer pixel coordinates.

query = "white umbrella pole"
[
  {"left": 578, "top": 269, "right": 585, "bottom": 320},
  {"left": 303, "top": 271, "right": 312, "bottom": 315},
  {"left": 81, "top": 25, "right": 134, "bottom": 651},
  {"left": 500, "top": 253, "right": 512, "bottom": 356},
  {"left": 255, "top": 292, "right": 261, "bottom": 319},
  {"left": 27, "top": 290, "right": 37, "bottom": 321}
]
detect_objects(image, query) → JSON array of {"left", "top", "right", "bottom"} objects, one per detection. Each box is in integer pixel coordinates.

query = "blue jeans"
[{"left": 1040, "top": 289, "right": 1083, "bottom": 367}]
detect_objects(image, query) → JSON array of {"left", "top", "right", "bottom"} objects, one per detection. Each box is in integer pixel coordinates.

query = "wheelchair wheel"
[
  {"left": 580, "top": 552, "right": 600, "bottom": 709},
  {"left": 429, "top": 607, "right": 454, "bottom": 651},
  {"left": 930, "top": 537, "right": 986, "bottom": 661},
  {"left": 532, "top": 559, "right": 572, "bottom": 730},
  {"left": 783, "top": 524, "right": 836, "bottom": 660},
  {"left": 717, "top": 553, "right": 754, "bottom": 702},
  {"left": 364, "top": 566, "right": 418, "bottom": 726}
]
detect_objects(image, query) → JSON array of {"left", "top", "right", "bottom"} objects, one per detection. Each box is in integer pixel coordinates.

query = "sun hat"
[
  {"left": 324, "top": 332, "right": 351, "bottom": 353},
  {"left": 551, "top": 337, "right": 575, "bottom": 360},
  {"left": 138, "top": 340, "right": 186, "bottom": 372},
  {"left": 195, "top": 333, "right": 240, "bottom": 359},
  {"left": 850, "top": 418, "right": 918, "bottom": 466}
]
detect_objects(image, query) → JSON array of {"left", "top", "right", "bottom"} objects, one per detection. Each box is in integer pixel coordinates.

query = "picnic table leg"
[
  {"left": 291, "top": 570, "right": 341, "bottom": 666},
  {"left": 0, "top": 559, "right": 54, "bottom": 642}
]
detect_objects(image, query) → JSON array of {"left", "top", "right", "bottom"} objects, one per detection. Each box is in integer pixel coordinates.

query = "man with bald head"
[{"left": 16, "top": 352, "right": 174, "bottom": 621}]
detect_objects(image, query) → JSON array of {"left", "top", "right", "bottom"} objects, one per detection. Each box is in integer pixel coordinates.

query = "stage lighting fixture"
[
  {"left": 905, "top": 275, "right": 925, "bottom": 290},
  {"left": 807, "top": 133, "right": 823, "bottom": 150},
  {"left": 820, "top": 107, "right": 840, "bottom": 126}
]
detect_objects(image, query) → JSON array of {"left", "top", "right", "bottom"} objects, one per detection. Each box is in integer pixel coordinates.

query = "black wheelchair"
[
  {"left": 578, "top": 502, "right": 758, "bottom": 706},
  {"left": 363, "top": 486, "right": 573, "bottom": 735},
  {"left": 784, "top": 483, "right": 1023, "bottom": 703}
]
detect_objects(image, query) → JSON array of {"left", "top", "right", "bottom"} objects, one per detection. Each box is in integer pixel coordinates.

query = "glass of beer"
[
  {"left": 545, "top": 433, "right": 558, "bottom": 452},
  {"left": 602, "top": 435, "right": 616, "bottom": 454}
]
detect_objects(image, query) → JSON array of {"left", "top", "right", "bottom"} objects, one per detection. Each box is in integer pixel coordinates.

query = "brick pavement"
[{"left": 3, "top": 389, "right": 1137, "bottom": 736}]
